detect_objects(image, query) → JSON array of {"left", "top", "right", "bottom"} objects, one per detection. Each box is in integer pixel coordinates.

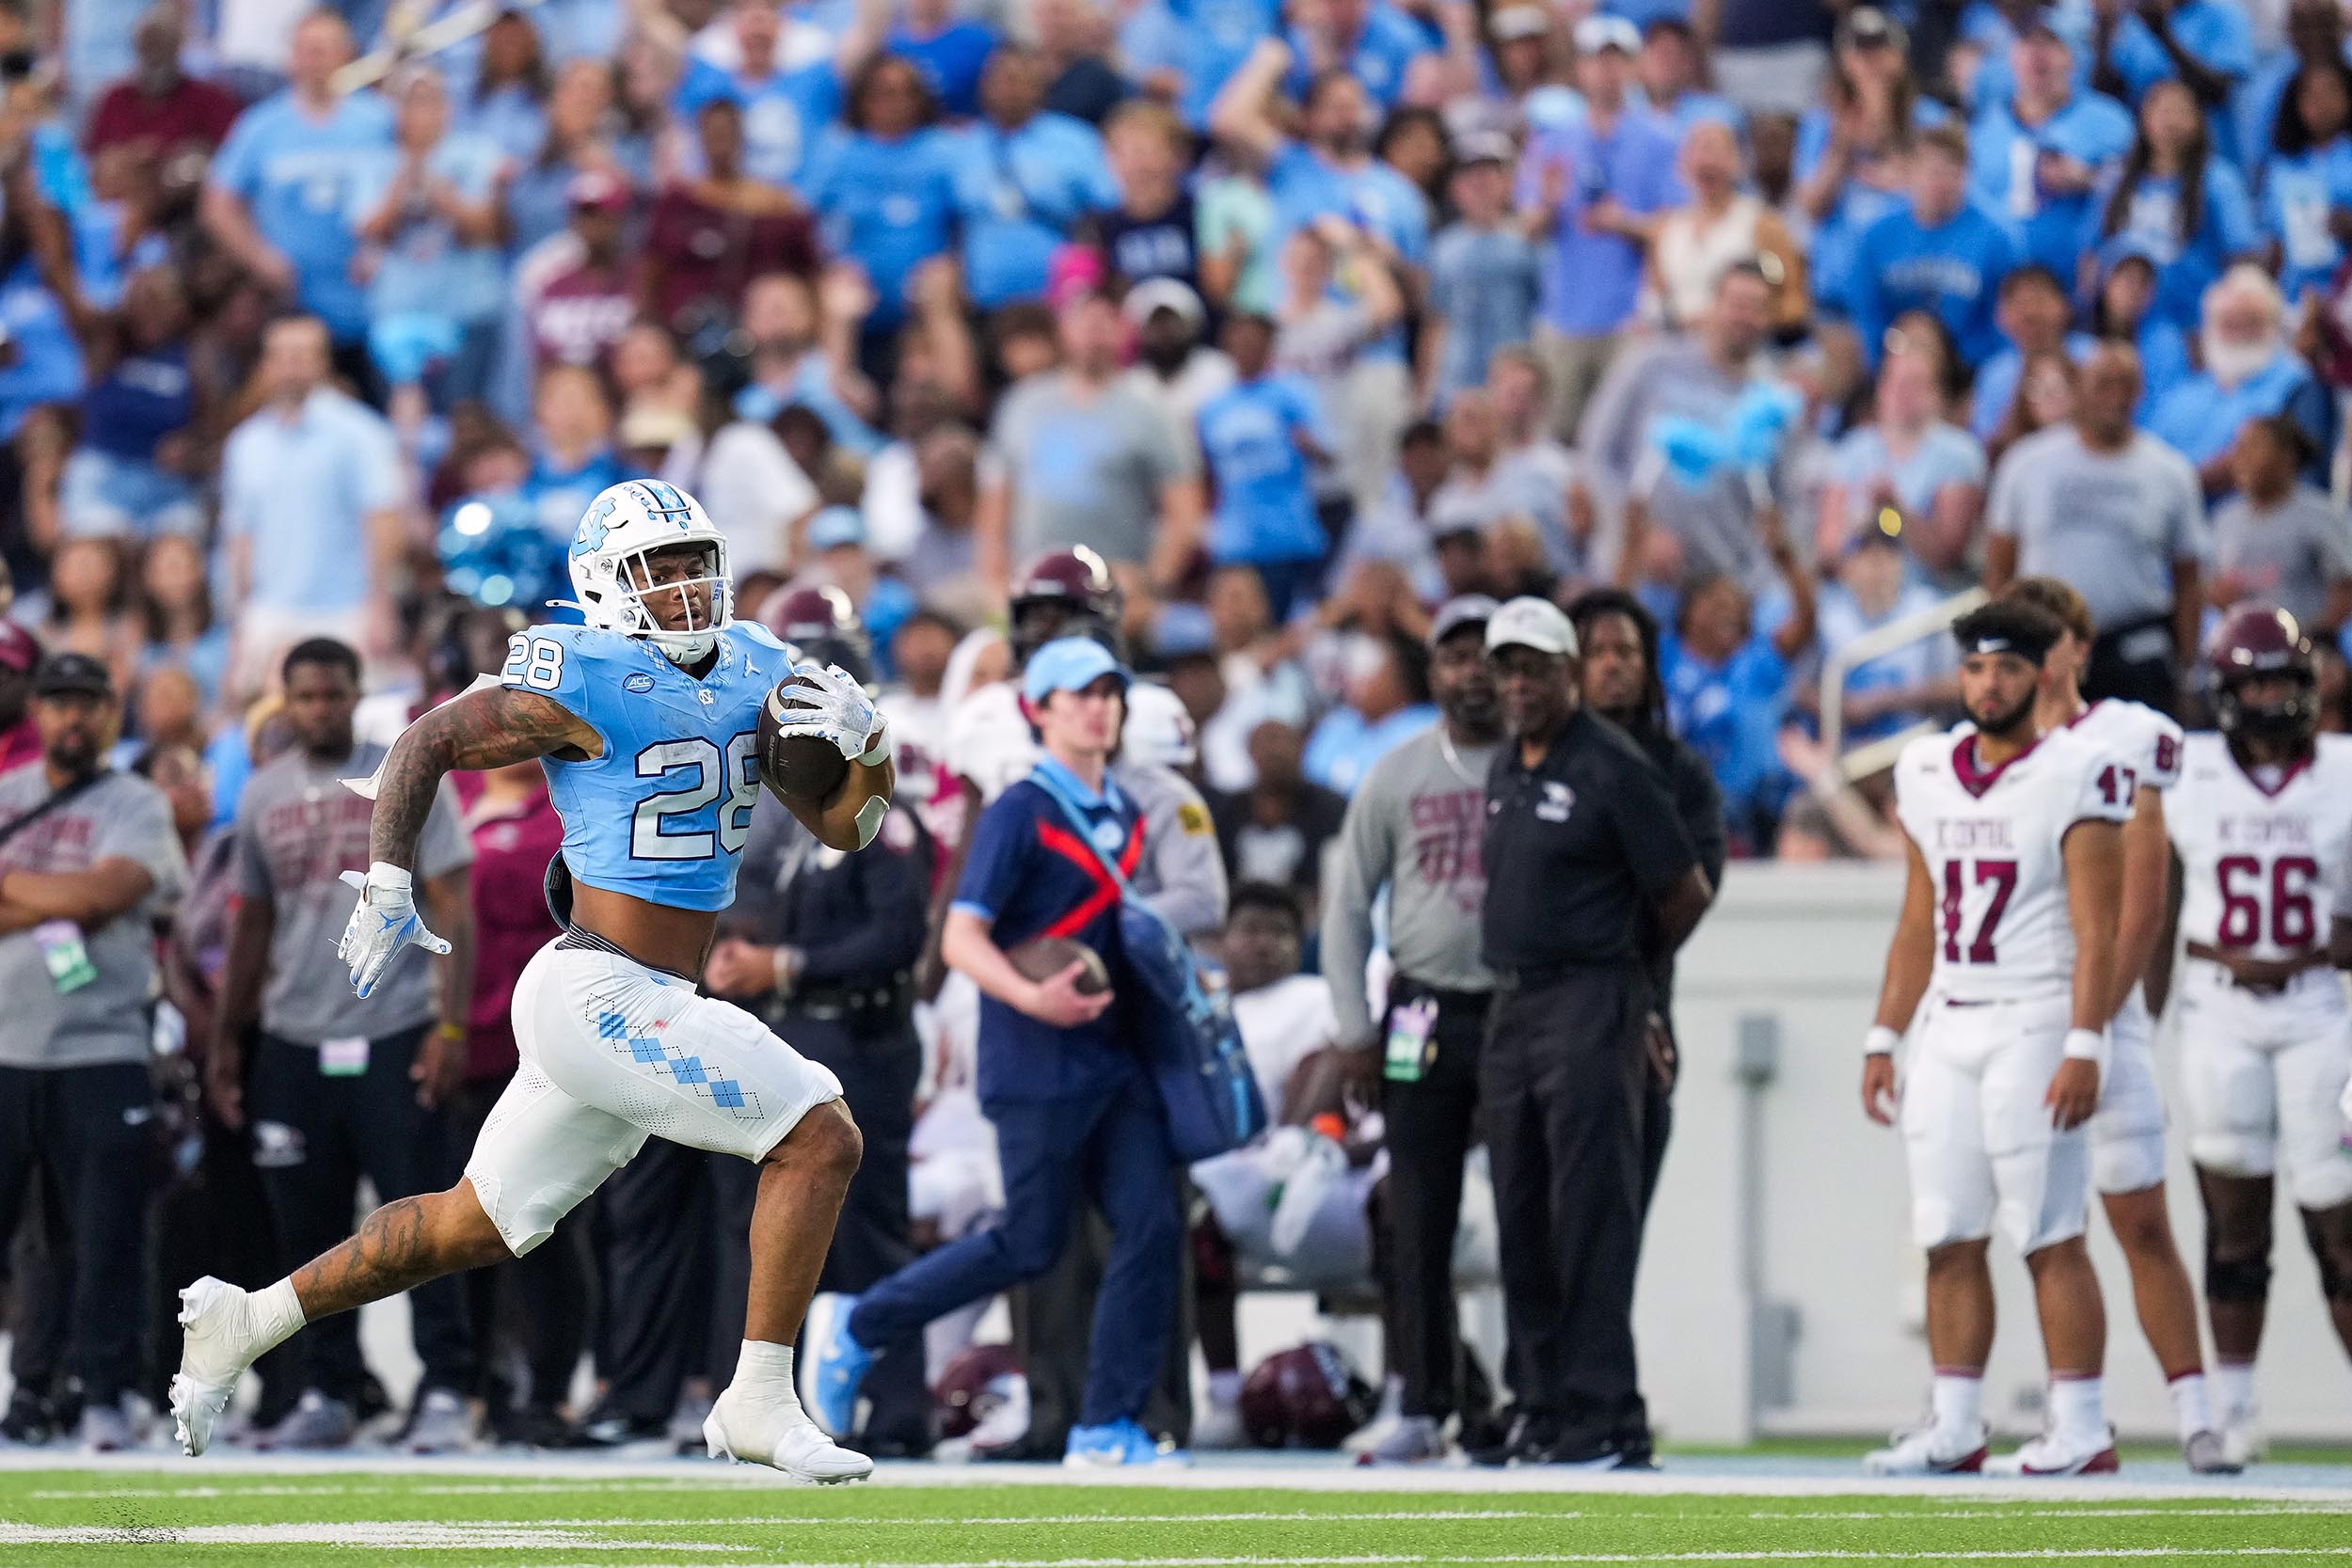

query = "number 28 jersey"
[
  {"left": 2167, "top": 733, "right": 2352, "bottom": 962},
  {"left": 501, "top": 621, "right": 798, "bottom": 913},
  {"left": 1894, "top": 726, "right": 2132, "bottom": 1003}
]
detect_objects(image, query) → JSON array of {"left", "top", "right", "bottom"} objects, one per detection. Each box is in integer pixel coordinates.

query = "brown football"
[
  {"left": 756, "top": 673, "right": 852, "bottom": 806},
  {"left": 1007, "top": 936, "right": 1110, "bottom": 995}
]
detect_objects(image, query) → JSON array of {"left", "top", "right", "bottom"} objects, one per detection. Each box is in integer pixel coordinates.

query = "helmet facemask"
[
  {"left": 2217, "top": 668, "right": 2318, "bottom": 744},
  {"left": 594, "top": 538, "right": 733, "bottom": 664}
]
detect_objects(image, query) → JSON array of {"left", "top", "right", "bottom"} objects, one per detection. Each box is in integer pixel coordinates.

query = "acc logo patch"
[
  {"left": 1535, "top": 782, "right": 1576, "bottom": 824},
  {"left": 624, "top": 673, "right": 656, "bottom": 693},
  {"left": 1177, "top": 800, "right": 1211, "bottom": 837}
]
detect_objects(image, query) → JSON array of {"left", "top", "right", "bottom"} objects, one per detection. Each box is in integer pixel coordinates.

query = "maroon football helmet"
[
  {"left": 1237, "top": 1342, "right": 1376, "bottom": 1449},
  {"left": 761, "top": 582, "right": 873, "bottom": 685},
  {"left": 932, "top": 1341, "right": 1025, "bottom": 1442},
  {"left": 2206, "top": 600, "right": 2317, "bottom": 741},
  {"left": 1009, "top": 546, "right": 1121, "bottom": 666}
]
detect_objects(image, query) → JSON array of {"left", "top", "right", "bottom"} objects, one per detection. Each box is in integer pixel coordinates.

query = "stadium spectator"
[
  {"left": 667, "top": 0, "right": 883, "bottom": 190},
  {"left": 1422, "top": 134, "right": 1537, "bottom": 414},
  {"left": 2245, "top": 0, "right": 2352, "bottom": 164},
  {"left": 59, "top": 266, "right": 205, "bottom": 544},
  {"left": 977, "top": 288, "right": 1202, "bottom": 594},
  {"left": 134, "top": 535, "right": 230, "bottom": 710},
  {"left": 219, "top": 315, "right": 408, "bottom": 693},
  {"left": 2088, "top": 78, "right": 2257, "bottom": 330},
  {"left": 0, "top": 624, "right": 40, "bottom": 775},
  {"left": 1986, "top": 346, "right": 2080, "bottom": 467},
  {"left": 1119, "top": 279, "right": 1235, "bottom": 449},
  {"left": 509, "top": 169, "right": 638, "bottom": 394},
  {"left": 2209, "top": 413, "right": 2352, "bottom": 637},
  {"left": 1984, "top": 341, "right": 2204, "bottom": 713},
  {"left": 1969, "top": 264, "right": 2094, "bottom": 444},
  {"left": 1099, "top": 102, "right": 1200, "bottom": 293},
  {"left": 0, "top": 654, "right": 186, "bottom": 1450},
  {"left": 1806, "top": 528, "right": 1961, "bottom": 745},
  {"left": 805, "top": 55, "right": 960, "bottom": 345},
  {"left": 209, "top": 638, "right": 476, "bottom": 1451},
  {"left": 1034, "top": 0, "right": 1131, "bottom": 126},
  {"left": 83, "top": 8, "right": 241, "bottom": 166},
  {"left": 888, "top": 0, "right": 998, "bottom": 119},
  {"left": 1198, "top": 312, "right": 1332, "bottom": 619},
  {"left": 1210, "top": 716, "right": 1346, "bottom": 902},
  {"left": 1816, "top": 338, "right": 1987, "bottom": 580},
  {"left": 643, "top": 97, "right": 821, "bottom": 344},
  {"left": 455, "top": 9, "right": 552, "bottom": 163},
  {"left": 1969, "top": 10, "right": 2134, "bottom": 281},
  {"left": 201, "top": 13, "right": 393, "bottom": 382},
  {"left": 501, "top": 60, "right": 629, "bottom": 259},
  {"left": 952, "top": 47, "right": 1118, "bottom": 311},
  {"left": 2087, "top": 243, "right": 2196, "bottom": 410},
  {"left": 1302, "top": 627, "right": 1436, "bottom": 796},
  {"left": 1516, "top": 16, "right": 1680, "bottom": 439},
  {"left": 1849, "top": 123, "right": 2017, "bottom": 371},
  {"left": 2149, "top": 263, "right": 2329, "bottom": 492},
  {"left": 2090, "top": 0, "right": 2254, "bottom": 163},
  {"left": 2261, "top": 55, "right": 2352, "bottom": 309},
  {"left": 1637, "top": 18, "right": 1740, "bottom": 141},
  {"left": 1428, "top": 389, "right": 1572, "bottom": 578},
  {"left": 1645, "top": 119, "right": 1807, "bottom": 337},
  {"left": 1794, "top": 8, "right": 1940, "bottom": 321}
]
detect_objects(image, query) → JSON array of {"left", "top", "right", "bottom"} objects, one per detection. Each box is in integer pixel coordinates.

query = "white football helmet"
[
  {"left": 1121, "top": 680, "right": 1198, "bottom": 768},
  {"left": 565, "top": 480, "right": 733, "bottom": 662}
]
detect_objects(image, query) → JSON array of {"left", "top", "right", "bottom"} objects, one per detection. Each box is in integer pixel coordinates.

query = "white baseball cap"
[
  {"left": 1573, "top": 14, "right": 1641, "bottom": 55},
  {"left": 1484, "top": 596, "right": 1580, "bottom": 657}
]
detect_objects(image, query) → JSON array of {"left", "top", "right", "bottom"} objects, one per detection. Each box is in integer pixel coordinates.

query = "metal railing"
[{"left": 1816, "top": 584, "right": 1985, "bottom": 783}]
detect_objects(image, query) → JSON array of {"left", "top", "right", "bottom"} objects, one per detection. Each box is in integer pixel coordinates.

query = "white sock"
[
  {"left": 1930, "top": 1370, "right": 1982, "bottom": 1440},
  {"left": 2213, "top": 1360, "right": 2258, "bottom": 1426},
  {"left": 734, "top": 1339, "right": 796, "bottom": 1398},
  {"left": 2167, "top": 1371, "right": 2214, "bottom": 1442},
  {"left": 2049, "top": 1375, "right": 2106, "bottom": 1448},
  {"left": 252, "top": 1279, "right": 307, "bottom": 1354},
  {"left": 1207, "top": 1370, "right": 1242, "bottom": 1407}
]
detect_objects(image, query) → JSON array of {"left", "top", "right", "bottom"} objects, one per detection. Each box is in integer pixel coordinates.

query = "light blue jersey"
[{"left": 501, "top": 620, "right": 795, "bottom": 913}]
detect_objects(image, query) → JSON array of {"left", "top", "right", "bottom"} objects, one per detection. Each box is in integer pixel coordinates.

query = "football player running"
[
  {"left": 2000, "top": 578, "right": 2235, "bottom": 1473},
  {"left": 169, "top": 482, "right": 894, "bottom": 1481},
  {"left": 2156, "top": 604, "right": 2352, "bottom": 1466},
  {"left": 1861, "top": 599, "right": 2128, "bottom": 1477}
]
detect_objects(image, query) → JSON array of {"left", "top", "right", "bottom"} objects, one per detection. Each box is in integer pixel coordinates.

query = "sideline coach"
[{"left": 1476, "top": 598, "right": 1712, "bottom": 1468}]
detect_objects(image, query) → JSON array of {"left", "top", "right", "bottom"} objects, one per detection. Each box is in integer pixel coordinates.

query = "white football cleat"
[
  {"left": 2183, "top": 1429, "right": 2242, "bottom": 1475},
  {"left": 703, "top": 1387, "right": 873, "bottom": 1483},
  {"left": 2220, "top": 1418, "right": 2266, "bottom": 1470},
  {"left": 1984, "top": 1428, "right": 2120, "bottom": 1477},
  {"left": 1862, "top": 1419, "right": 1989, "bottom": 1475},
  {"left": 169, "top": 1276, "right": 270, "bottom": 1458}
]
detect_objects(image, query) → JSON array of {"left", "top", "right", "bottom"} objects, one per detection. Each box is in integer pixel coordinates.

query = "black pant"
[
  {"left": 774, "top": 1008, "right": 930, "bottom": 1448},
  {"left": 2085, "top": 614, "right": 2180, "bottom": 719},
  {"left": 1375, "top": 980, "right": 1487, "bottom": 1421},
  {"left": 0, "top": 1063, "right": 151, "bottom": 1404},
  {"left": 448, "top": 1071, "right": 590, "bottom": 1417},
  {"left": 250, "top": 1029, "right": 472, "bottom": 1402},
  {"left": 1482, "top": 964, "right": 1649, "bottom": 1446},
  {"left": 594, "top": 1137, "right": 722, "bottom": 1423}
]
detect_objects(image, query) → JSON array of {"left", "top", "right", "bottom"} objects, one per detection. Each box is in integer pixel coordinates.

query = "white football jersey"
[
  {"left": 943, "top": 681, "right": 1041, "bottom": 805},
  {"left": 2167, "top": 733, "right": 2352, "bottom": 962},
  {"left": 2061, "top": 698, "right": 2185, "bottom": 800},
  {"left": 1895, "top": 725, "right": 2132, "bottom": 1001}
]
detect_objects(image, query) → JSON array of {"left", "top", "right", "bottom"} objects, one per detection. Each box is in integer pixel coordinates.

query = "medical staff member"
[{"left": 803, "top": 637, "right": 1184, "bottom": 1467}]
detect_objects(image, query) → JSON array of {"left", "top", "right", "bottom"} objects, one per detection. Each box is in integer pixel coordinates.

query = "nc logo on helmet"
[{"left": 572, "top": 494, "right": 619, "bottom": 558}]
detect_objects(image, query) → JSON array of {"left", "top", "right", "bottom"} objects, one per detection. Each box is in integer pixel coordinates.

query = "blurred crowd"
[{"left": 7, "top": 0, "right": 2352, "bottom": 1454}]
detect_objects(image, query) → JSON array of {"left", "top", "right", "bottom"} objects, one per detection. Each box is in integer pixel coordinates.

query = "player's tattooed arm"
[{"left": 369, "top": 686, "right": 597, "bottom": 868}]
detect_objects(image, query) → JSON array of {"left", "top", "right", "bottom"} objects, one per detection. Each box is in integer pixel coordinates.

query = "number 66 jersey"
[
  {"left": 2168, "top": 733, "right": 2352, "bottom": 968},
  {"left": 1894, "top": 727, "right": 2133, "bottom": 1002}
]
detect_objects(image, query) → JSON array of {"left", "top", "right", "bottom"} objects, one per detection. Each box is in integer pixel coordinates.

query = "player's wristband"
[
  {"left": 2063, "top": 1028, "right": 2108, "bottom": 1069},
  {"left": 1863, "top": 1024, "right": 1900, "bottom": 1057},
  {"left": 858, "top": 721, "right": 892, "bottom": 766},
  {"left": 365, "top": 862, "right": 413, "bottom": 895}
]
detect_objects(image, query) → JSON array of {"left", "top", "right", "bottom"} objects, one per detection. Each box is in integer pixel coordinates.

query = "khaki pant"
[{"left": 1535, "top": 327, "right": 1625, "bottom": 446}]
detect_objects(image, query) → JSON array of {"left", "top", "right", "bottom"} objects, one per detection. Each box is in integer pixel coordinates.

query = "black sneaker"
[
  {"left": 489, "top": 1403, "right": 581, "bottom": 1449},
  {"left": 1467, "top": 1411, "right": 1561, "bottom": 1467},
  {"left": 574, "top": 1412, "right": 672, "bottom": 1449},
  {"left": 0, "top": 1388, "right": 54, "bottom": 1446}
]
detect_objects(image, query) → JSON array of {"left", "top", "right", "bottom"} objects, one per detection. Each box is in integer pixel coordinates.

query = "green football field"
[{"left": 1, "top": 1460, "right": 2349, "bottom": 1568}]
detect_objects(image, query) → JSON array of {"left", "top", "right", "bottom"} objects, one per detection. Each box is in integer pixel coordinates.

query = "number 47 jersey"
[
  {"left": 501, "top": 622, "right": 796, "bottom": 913},
  {"left": 1894, "top": 725, "right": 2133, "bottom": 1002},
  {"left": 2168, "top": 733, "right": 2352, "bottom": 962}
]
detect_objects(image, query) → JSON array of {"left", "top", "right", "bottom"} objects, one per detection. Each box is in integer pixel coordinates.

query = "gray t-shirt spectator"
[
  {"left": 0, "top": 769, "right": 189, "bottom": 1069},
  {"left": 2210, "top": 483, "right": 2352, "bottom": 633},
  {"left": 1579, "top": 335, "right": 1793, "bottom": 592},
  {"left": 233, "top": 742, "right": 470, "bottom": 1045},
  {"left": 990, "top": 372, "right": 1196, "bottom": 568},
  {"left": 1987, "top": 425, "right": 2207, "bottom": 631}
]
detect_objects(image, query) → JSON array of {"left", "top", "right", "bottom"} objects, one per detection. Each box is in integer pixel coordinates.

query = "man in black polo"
[{"left": 1476, "top": 596, "right": 1713, "bottom": 1468}]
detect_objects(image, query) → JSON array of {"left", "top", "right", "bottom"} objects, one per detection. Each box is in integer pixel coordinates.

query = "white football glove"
[
  {"left": 773, "top": 661, "right": 885, "bottom": 761},
  {"left": 335, "top": 862, "right": 452, "bottom": 999}
]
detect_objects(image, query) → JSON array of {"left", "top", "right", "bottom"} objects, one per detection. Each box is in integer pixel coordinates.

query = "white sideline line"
[
  {"left": 0, "top": 1522, "right": 742, "bottom": 1550},
  {"left": 384, "top": 1552, "right": 2352, "bottom": 1568}
]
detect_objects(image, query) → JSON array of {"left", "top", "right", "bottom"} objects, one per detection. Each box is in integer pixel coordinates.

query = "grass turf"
[{"left": 0, "top": 1471, "right": 2345, "bottom": 1567}]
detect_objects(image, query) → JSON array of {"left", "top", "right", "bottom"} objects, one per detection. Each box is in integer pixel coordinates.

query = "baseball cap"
[
  {"left": 1572, "top": 14, "right": 1641, "bottom": 55},
  {"left": 1023, "top": 636, "right": 1132, "bottom": 704},
  {"left": 566, "top": 168, "right": 630, "bottom": 212},
  {"left": 805, "top": 506, "right": 867, "bottom": 552},
  {"left": 1836, "top": 5, "right": 1906, "bottom": 51},
  {"left": 33, "top": 653, "right": 113, "bottom": 700},
  {"left": 1452, "top": 131, "right": 1516, "bottom": 168},
  {"left": 1121, "top": 277, "right": 1207, "bottom": 333},
  {"left": 1484, "top": 596, "right": 1579, "bottom": 658},
  {"left": 0, "top": 621, "right": 37, "bottom": 675},
  {"left": 1429, "top": 594, "right": 1500, "bottom": 648},
  {"left": 1490, "top": 4, "right": 1549, "bottom": 42}
]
